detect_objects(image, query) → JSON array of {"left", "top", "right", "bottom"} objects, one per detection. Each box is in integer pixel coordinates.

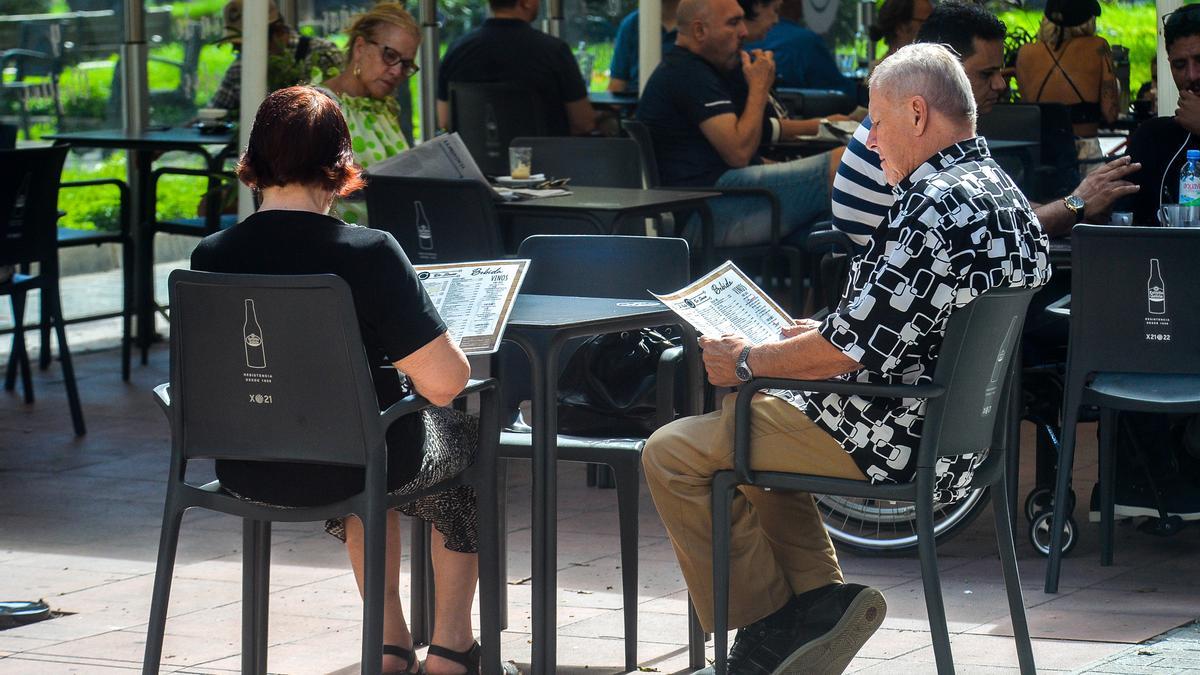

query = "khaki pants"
[{"left": 642, "top": 393, "right": 866, "bottom": 632}]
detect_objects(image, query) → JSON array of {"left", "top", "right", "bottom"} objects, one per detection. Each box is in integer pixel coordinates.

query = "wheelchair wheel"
[
  {"left": 1029, "top": 510, "right": 1078, "bottom": 557},
  {"left": 816, "top": 487, "right": 989, "bottom": 554},
  {"left": 1024, "top": 487, "right": 1076, "bottom": 523}
]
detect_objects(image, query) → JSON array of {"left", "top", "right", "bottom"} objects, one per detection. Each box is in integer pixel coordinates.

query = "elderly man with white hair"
[{"left": 642, "top": 43, "right": 1050, "bottom": 675}]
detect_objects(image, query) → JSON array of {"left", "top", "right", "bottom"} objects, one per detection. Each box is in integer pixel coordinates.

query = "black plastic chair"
[
  {"left": 1, "top": 144, "right": 85, "bottom": 436},
  {"left": 449, "top": 81, "right": 548, "bottom": 177},
  {"left": 365, "top": 176, "right": 504, "bottom": 264},
  {"left": 139, "top": 158, "right": 238, "bottom": 362},
  {"left": 142, "top": 270, "right": 503, "bottom": 675},
  {"left": 0, "top": 122, "right": 15, "bottom": 149},
  {"left": 0, "top": 21, "right": 64, "bottom": 139},
  {"left": 1044, "top": 225, "right": 1200, "bottom": 594},
  {"left": 499, "top": 234, "right": 699, "bottom": 671},
  {"left": 711, "top": 286, "right": 1038, "bottom": 675},
  {"left": 622, "top": 119, "right": 807, "bottom": 314},
  {"left": 508, "top": 136, "right": 643, "bottom": 189},
  {"left": 51, "top": 176, "right": 133, "bottom": 380}
]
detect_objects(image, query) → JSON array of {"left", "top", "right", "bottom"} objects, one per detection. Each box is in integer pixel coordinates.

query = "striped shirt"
[{"left": 831, "top": 115, "right": 893, "bottom": 254}]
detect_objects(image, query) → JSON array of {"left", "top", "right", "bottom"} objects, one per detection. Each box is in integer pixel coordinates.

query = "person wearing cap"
[
  {"left": 1015, "top": 0, "right": 1119, "bottom": 174},
  {"left": 207, "top": 0, "right": 342, "bottom": 111}
]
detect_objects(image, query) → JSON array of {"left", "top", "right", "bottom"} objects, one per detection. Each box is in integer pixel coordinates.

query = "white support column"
[
  {"left": 1159, "top": 0, "right": 1181, "bottom": 118},
  {"left": 548, "top": 0, "right": 564, "bottom": 38},
  {"left": 121, "top": 0, "right": 148, "bottom": 135},
  {"left": 638, "top": 0, "right": 662, "bottom": 93},
  {"left": 419, "top": 0, "right": 439, "bottom": 142},
  {"left": 238, "top": 0, "right": 270, "bottom": 220}
]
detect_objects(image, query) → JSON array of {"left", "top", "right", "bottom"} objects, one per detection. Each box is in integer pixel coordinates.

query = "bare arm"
[
  {"left": 697, "top": 50, "right": 775, "bottom": 168},
  {"left": 393, "top": 332, "right": 470, "bottom": 407},
  {"left": 565, "top": 97, "right": 597, "bottom": 135},
  {"left": 608, "top": 77, "right": 629, "bottom": 93},
  {"left": 1032, "top": 156, "right": 1142, "bottom": 236},
  {"left": 699, "top": 328, "right": 859, "bottom": 388},
  {"left": 1099, "top": 41, "right": 1120, "bottom": 125},
  {"left": 436, "top": 99, "right": 450, "bottom": 132}
]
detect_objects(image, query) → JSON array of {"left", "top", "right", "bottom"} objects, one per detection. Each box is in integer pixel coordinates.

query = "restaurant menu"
[
  {"left": 653, "top": 261, "right": 793, "bottom": 344},
  {"left": 415, "top": 259, "right": 529, "bottom": 354}
]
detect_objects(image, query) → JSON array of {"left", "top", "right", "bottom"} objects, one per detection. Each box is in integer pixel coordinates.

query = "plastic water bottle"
[{"left": 1179, "top": 149, "right": 1200, "bottom": 206}]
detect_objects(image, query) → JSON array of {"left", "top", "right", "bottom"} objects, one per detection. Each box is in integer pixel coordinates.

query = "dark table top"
[
  {"left": 496, "top": 185, "right": 718, "bottom": 214},
  {"left": 588, "top": 91, "right": 640, "bottom": 107},
  {"left": 508, "top": 294, "right": 674, "bottom": 331},
  {"left": 47, "top": 126, "right": 235, "bottom": 150}
]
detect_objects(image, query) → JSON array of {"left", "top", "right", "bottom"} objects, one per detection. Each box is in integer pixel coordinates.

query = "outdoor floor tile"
[{"left": 4, "top": 339, "right": 1200, "bottom": 673}]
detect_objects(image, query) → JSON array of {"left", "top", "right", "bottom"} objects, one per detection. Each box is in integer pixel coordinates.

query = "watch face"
[
  {"left": 1066, "top": 195, "right": 1085, "bottom": 211},
  {"left": 735, "top": 363, "right": 752, "bottom": 382}
]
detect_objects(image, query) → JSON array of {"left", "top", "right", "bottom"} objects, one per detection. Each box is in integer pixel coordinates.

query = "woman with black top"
[
  {"left": 1016, "top": 0, "right": 1120, "bottom": 174},
  {"left": 191, "top": 86, "right": 509, "bottom": 675}
]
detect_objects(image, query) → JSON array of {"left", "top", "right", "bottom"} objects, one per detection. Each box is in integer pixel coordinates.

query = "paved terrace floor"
[{"left": 1, "top": 264, "right": 1199, "bottom": 674}]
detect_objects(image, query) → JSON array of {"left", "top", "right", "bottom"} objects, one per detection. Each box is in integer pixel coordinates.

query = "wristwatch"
[
  {"left": 734, "top": 345, "right": 754, "bottom": 382},
  {"left": 1062, "top": 195, "right": 1086, "bottom": 223}
]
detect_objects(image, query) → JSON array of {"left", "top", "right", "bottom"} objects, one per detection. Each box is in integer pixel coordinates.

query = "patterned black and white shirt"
[{"left": 773, "top": 138, "right": 1051, "bottom": 503}]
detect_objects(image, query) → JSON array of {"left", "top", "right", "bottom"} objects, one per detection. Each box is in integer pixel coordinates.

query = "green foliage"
[
  {"left": 0, "top": 0, "right": 51, "bottom": 13},
  {"left": 58, "top": 151, "right": 210, "bottom": 232}
]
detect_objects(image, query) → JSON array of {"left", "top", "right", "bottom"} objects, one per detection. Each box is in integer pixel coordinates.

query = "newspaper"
[
  {"left": 415, "top": 259, "right": 529, "bottom": 354},
  {"left": 366, "top": 132, "right": 491, "bottom": 187},
  {"left": 653, "top": 261, "right": 793, "bottom": 344}
]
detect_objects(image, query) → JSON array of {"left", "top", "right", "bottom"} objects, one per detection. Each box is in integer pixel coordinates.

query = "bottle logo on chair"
[
  {"left": 1147, "top": 258, "right": 1166, "bottom": 316},
  {"left": 414, "top": 201, "right": 434, "bottom": 252},
  {"left": 243, "top": 298, "right": 267, "bottom": 369}
]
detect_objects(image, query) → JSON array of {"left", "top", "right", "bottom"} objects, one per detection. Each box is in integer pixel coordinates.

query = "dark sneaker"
[
  {"left": 720, "top": 598, "right": 805, "bottom": 675},
  {"left": 771, "top": 583, "right": 886, "bottom": 675}
]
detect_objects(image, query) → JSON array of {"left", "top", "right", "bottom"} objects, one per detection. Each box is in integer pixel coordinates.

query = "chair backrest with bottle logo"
[
  {"left": 365, "top": 176, "right": 504, "bottom": 264},
  {"left": 167, "top": 270, "right": 386, "bottom": 466},
  {"left": 448, "top": 81, "right": 548, "bottom": 177},
  {"left": 1067, "top": 226, "right": 1200, "bottom": 384}
]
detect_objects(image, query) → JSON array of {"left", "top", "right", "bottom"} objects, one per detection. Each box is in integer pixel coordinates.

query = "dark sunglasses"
[
  {"left": 1164, "top": 4, "right": 1200, "bottom": 31},
  {"left": 367, "top": 39, "right": 420, "bottom": 77}
]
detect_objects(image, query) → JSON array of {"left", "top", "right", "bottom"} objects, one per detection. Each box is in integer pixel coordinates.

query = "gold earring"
[{"left": 353, "top": 62, "right": 362, "bottom": 78}]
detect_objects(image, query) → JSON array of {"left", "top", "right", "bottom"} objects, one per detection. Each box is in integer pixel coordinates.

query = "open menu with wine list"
[
  {"left": 414, "top": 259, "right": 529, "bottom": 354},
  {"left": 653, "top": 261, "right": 794, "bottom": 344}
]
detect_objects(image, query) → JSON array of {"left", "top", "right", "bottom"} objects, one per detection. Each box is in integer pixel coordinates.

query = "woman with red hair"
[{"left": 192, "top": 86, "right": 504, "bottom": 675}]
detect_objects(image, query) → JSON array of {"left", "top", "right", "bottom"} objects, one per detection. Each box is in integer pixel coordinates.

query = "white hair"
[{"left": 869, "top": 42, "right": 976, "bottom": 127}]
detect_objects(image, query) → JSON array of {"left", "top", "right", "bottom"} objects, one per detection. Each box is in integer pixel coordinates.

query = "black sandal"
[
  {"left": 382, "top": 644, "right": 419, "bottom": 675},
  {"left": 422, "top": 642, "right": 519, "bottom": 675}
]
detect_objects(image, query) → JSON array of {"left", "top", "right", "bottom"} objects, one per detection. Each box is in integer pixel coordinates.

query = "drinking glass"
[
  {"left": 509, "top": 146, "right": 533, "bottom": 179},
  {"left": 1159, "top": 204, "right": 1200, "bottom": 227}
]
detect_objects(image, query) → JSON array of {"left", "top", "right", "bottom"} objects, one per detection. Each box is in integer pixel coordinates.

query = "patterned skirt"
[{"left": 324, "top": 406, "right": 480, "bottom": 553}]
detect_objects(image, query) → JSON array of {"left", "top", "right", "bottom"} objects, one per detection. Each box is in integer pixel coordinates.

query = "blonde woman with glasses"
[{"left": 320, "top": 1, "right": 423, "bottom": 225}]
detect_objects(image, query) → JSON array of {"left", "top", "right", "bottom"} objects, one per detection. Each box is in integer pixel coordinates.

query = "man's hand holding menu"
[{"left": 657, "top": 263, "right": 858, "bottom": 385}]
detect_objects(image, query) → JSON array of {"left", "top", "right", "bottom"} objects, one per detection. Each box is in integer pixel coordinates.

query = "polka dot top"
[{"left": 323, "top": 90, "right": 410, "bottom": 225}]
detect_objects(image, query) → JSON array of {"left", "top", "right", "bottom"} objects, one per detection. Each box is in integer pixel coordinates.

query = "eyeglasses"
[
  {"left": 1164, "top": 4, "right": 1200, "bottom": 31},
  {"left": 367, "top": 39, "right": 420, "bottom": 77}
]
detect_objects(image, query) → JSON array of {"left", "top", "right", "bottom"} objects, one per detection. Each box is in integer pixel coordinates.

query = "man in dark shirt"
[
  {"left": 746, "top": 0, "right": 857, "bottom": 98},
  {"left": 643, "top": 43, "right": 1049, "bottom": 674},
  {"left": 1121, "top": 4, "right": 1200, "bottom": 225},
  {"left": 636, "top": 0, "right": 844, "bottom": 247},
  {"left": 435, "top": 0, "right": 594, "bottom": 136}
]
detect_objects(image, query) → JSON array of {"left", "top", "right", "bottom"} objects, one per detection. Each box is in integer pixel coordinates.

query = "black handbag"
[{"left": 556, "top": 327, "right": 678, "bottom": 437}]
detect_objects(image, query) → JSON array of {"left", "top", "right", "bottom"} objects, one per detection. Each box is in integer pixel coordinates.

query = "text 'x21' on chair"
[
  {"left": 1044, "top": 225, "right": 1200, "bottom": 594},
  {"left": 712, "top": 286, "right": 1038, "bottom": 675},
  {"left": 142, "top": 270, "right": 503, "bottom": 675},
  {"left": 1, "top": 144, "right": 85, "bottom": 436}
]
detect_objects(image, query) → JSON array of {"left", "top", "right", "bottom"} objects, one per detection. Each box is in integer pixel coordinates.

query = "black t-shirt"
[
  {"left": 190, "top": 210, "right": 446, "bottom": 506},
  {"left": 1121, "top": 116, "right": 1200, "bottom": 225},
  {"left": 635, "top": 48, "right": 774, "bottom": 187},
  {"left": 436, "top": 18, "right": 588, "bottom": 137}
]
